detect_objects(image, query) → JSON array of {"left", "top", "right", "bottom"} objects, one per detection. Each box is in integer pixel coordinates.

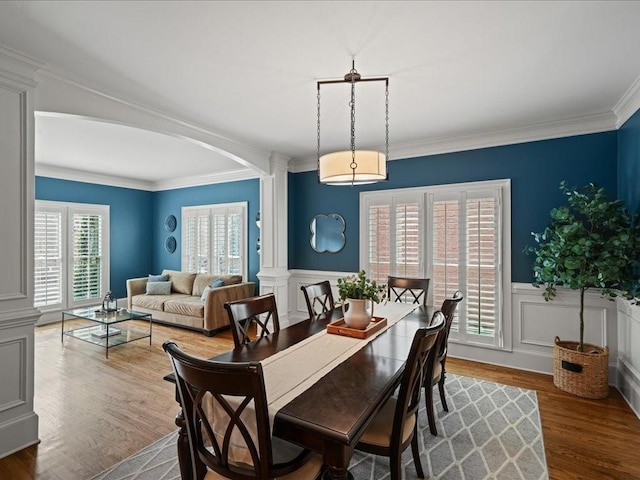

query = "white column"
[
  {"left": 257, "top": 153, "right": 291, "bottom": 326},
  {"left": 0, "top": 46, "right": 42, "bottom": 458}
]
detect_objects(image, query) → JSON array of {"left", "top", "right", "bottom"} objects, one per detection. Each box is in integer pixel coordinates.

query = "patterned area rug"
[{"left": 92, "top": 374, "right": 547, "bottom": 480}]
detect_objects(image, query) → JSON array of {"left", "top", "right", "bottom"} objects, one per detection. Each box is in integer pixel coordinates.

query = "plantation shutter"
[
  {"left": 182, "top": 203, "right": 247, "bottom": 278},
  {"left": 227, "top": 207, "right": 243, "bottom": 275},
  {"left": 34, "top": 209, "right": 63, "bottom": 308},
  {"left": 211, "top": 210, "right": 228, "bottom": 275},
  {"left": 364, "top": 194, "right": 421, "bottom": 285},
  {"left": 429, "top": 188, "right": 501, "bottom": 345},
  {"left": 361, "top": 180, "right": 508, "bottom": 349},
  {"left": 431, "top": 198, "right": 460, "bottom": 330},
  {"left": 367, "top": 203, "right": 391, "bottom": 284},
  {"left": 466, "top": 194, "right": 499, "bottom": 338},
  {"left": 395, "top": 201, "right": 421, "bottom": 278},
  {"left": 183, "top": 209, "right": 210, "bottom": 273},
  {"left": 72, "top": 212, "right": 103, "bottom": 302}
]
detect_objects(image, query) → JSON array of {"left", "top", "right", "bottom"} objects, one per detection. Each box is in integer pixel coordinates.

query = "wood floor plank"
[{"left": 0, "top": 321, "right": 639, "bottom": 479}]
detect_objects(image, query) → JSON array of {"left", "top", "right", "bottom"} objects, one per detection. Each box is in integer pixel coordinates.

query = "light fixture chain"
[
  {"left": 317, "top": 86, "right": 321, "bottom": 179},
  {"left": 385, "top": 81, "right": 389, "bottom": 161},
  {"left": 350, "top": 73, "right": 357, "bottom": 185}
]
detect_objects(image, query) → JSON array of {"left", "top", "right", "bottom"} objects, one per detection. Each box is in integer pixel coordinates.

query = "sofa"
[{"left": 126, "top": 269, "right": 255, "bottom": 336}]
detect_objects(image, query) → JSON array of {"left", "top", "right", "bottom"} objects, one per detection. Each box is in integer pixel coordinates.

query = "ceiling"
[{"left": 1, "top": 1, "right": 640, "bottom": 190}]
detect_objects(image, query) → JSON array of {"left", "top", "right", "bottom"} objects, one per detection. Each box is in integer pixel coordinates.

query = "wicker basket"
[{"left": 553, "top": 336, "right": 609, "bottom": 399}]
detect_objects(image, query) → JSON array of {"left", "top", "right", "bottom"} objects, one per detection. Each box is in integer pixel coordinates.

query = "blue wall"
[
  {"left": 35, "top": 177, "right": 153, "bottom": 298},
  {"left": 289, "top": 131, "right": 618, "bottom": 283},
  {"left": 152, "top": 179, "right": 261, "bottom": 285},
  {"left": 618, "top": 108, "right": 640, "bottom": 214}
]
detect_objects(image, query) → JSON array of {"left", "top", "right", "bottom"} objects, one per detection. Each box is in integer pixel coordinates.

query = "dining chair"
[
  {"left": 354, "top": 311, "right": 446, "bottom": 480},
  {"left": 425, "top": 290, "right": 464, "bottom": 436},
  {"left": 387, "top": 276, "right": 430, "bottom": 306},
  {"left": 162, "top": 341, "right": 323, "bottom": 480},
  {"left": 300, "top": 280, "right": 335, "bottom": 321},
  {"left": 224, "top": 293, "right": 280, "bottom": 348}
]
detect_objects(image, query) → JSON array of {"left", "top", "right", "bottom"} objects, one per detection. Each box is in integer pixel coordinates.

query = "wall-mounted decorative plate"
[
  {"left": 165, "top": 236, "right": 177, "bottom": 253},
  {"left": 165, "top": 214, "right": 177, "bottom": 232}
]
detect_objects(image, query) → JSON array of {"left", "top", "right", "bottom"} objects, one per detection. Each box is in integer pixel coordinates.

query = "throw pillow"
[
  {"left": 148, "top": 273, "right": 169, "bottom": 282},
  {"left": 200, "top": 286, "right": 212, "bottom": 301},
  {"left": 211, "top": 278, "right": 225, "bottom": 288},
  {"left": 146, "top": 281, "right": 172, "bottom": 295}
]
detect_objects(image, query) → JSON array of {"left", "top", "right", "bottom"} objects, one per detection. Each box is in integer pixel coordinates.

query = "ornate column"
[
  {"left": 257, "top": 153, "right": 291, "bottom": 326},
  {"left": 0, "top": 46, "right": 42, "bottom": 457}
]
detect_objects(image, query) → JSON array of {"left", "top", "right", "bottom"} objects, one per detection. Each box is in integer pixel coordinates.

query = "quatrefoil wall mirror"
[{"left": 310, "top": 213, "right": 346, "bottom": 253}]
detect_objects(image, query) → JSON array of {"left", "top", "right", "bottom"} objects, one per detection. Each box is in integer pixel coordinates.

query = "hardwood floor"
[{"left": 1, "top": 320, "right": 639, "bottom": 479}]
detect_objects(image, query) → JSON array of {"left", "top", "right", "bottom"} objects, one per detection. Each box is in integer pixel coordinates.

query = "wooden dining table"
[{"left": 165, "top": 304, "right": 434, "bottom": 480}]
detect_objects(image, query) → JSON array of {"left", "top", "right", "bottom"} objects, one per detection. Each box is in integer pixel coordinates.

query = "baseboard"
[
  {"left": 0, "top": 412, "right": 39, "bottom": 460},
  {"left": 618, "top": 358, "right": 640, "bottom": 420}
]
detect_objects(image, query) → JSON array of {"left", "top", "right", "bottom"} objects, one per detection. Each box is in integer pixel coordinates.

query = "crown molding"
[
  {"left": 35, "top": 164, "right": 153, "bottom": 191},
  {"left": 152, "top": 168, "right": 259, "bottom": 191},
  {"left": 290, "top": 111, "right": 617, "bottom": 173},
  {"left": 614, "top": 74, "right": 640, "bottom": 128},
  {"left": 0, "top": 44, "right": 44, "bottom": 86},
  {"left": 36, "top": 163, "right": 260, "bottom": 192}
]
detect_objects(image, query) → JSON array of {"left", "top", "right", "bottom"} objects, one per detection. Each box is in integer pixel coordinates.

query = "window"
[
  {"left": 182, "top": 202, "right": 247, "bottom": 278},
  {"left": 34, "top": 201, "right": 110, "bottom": 311},
  {"left": 360, "top": 180, "right": 511, "bottom": 348}
]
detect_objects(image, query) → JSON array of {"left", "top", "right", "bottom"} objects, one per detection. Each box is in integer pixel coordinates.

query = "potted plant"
[
  {"left": 337, "top": 270, "right": 385, "bottom": 330},
  {"left": 525, "top": 181, "right": 640, "bottom": 398}
]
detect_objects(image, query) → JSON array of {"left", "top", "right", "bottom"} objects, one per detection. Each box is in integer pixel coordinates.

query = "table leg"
[
  {"left": 175, "top": 410, "right": 206, "bottom": 480},
  {"left": 321, "top": 444, "right": 354, "bottom": 480},
  {"left": 106, "top": 324, "right": 109, "bottom": 359},
  {"left": 61, "top": 313, "right": 65, "bottom": 343},
  {"left": 149, "top": 315, "right": 153, "bottom": 346}
]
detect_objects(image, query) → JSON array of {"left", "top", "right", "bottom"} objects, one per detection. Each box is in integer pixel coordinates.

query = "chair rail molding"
[{"left": 0, "top": 44, "right": 41, "bottom": 459}]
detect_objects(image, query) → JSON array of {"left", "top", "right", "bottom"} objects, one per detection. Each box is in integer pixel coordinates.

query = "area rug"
[{"left": 91, "top": 374, "right": 548, "bottom": 480}]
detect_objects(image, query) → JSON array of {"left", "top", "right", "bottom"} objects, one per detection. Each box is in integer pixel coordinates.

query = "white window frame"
[
  {"left": 35, "top": 200, "right": 110, "bottom": 312},
  {"left": 360, "top": 179, "right": 512, "bottom": 351},
  {"left": 181, "top": 202, "right": 248, "bottom": 280}
]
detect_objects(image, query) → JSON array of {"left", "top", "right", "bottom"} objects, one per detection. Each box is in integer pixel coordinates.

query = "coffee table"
[{"left": 61, "top": 307, "right": 153, "bottom": 358}]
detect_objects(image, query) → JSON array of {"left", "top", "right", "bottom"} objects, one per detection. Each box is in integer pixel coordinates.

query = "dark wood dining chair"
[
  {"left": 162, "top": 341, "right": 323, "bottom": 480},
  {"left": 354, "top": 310, "right": 446, "bottom": 480},
  {"left": 387, "top": 276, "right": 430, "bottom": 306},
  {"left": 425, "top": 290, "right": 464, "bottom": 436},
  {"left": 300, "top": 281, "right": 335, "bottom": 321},
  {"left": 224, "top": 293, "right": 280, "bottom": 348}
]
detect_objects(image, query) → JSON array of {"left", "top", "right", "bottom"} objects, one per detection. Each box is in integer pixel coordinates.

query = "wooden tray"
[{"left": 326, "top": 316, "right": 387, "bottom": 339}]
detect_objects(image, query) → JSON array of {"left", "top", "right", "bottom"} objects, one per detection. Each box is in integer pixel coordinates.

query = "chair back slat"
[
  {"left": 225, "top": 294, "right": 280, "bottom": 348},
  {"left": 387, "top": 276, "right": 430, "bottom": 306},
  {"left": 436, "top": 290, "right": 464, "bottom": 360},
  {"left": 301, "top": 281, "right": 335, "bottom": 320},
  {"left": 391, "top": 311, "right": 445, "bottom": 448}
]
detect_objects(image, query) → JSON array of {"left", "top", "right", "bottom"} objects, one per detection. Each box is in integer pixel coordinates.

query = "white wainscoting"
[
  {"left": 287, "top": 269, "right": 352, "bottom": 328},
  {"left": 617, "top": 298, "right": 640, "bottom": 418}
]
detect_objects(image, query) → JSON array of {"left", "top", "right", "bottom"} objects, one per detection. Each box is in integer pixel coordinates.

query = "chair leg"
[
  {"left": 410, "top": 426, "right": 425, "bottom": 478},
  {"left": 438, "top": 373, "right": 449, "bottom": 412},
  {"left": 390, "top": 451, "right": 402, "bottom": 480},
  {"left": 426, "top": 382, "right": 438, "bottom": 436}
]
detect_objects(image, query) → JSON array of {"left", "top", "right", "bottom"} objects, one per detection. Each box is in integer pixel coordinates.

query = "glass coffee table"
[{"left": 61, "top": 307, "right": 153, "bottom": 358}]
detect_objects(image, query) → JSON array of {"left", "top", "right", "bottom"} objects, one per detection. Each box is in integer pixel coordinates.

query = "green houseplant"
[
  {"left": 337, "top": 271, "right": 385, "bottom": 329},
  {"left": 525, "top": 181, "right": 640, "bottom": 398},
  {"left": 337, "top": 270, "right": 384, "bottom": 303}
]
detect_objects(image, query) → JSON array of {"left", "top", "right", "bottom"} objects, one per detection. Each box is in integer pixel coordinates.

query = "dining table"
[{"left": 165, "top": 302, "right": 435, "bottom": 480}]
